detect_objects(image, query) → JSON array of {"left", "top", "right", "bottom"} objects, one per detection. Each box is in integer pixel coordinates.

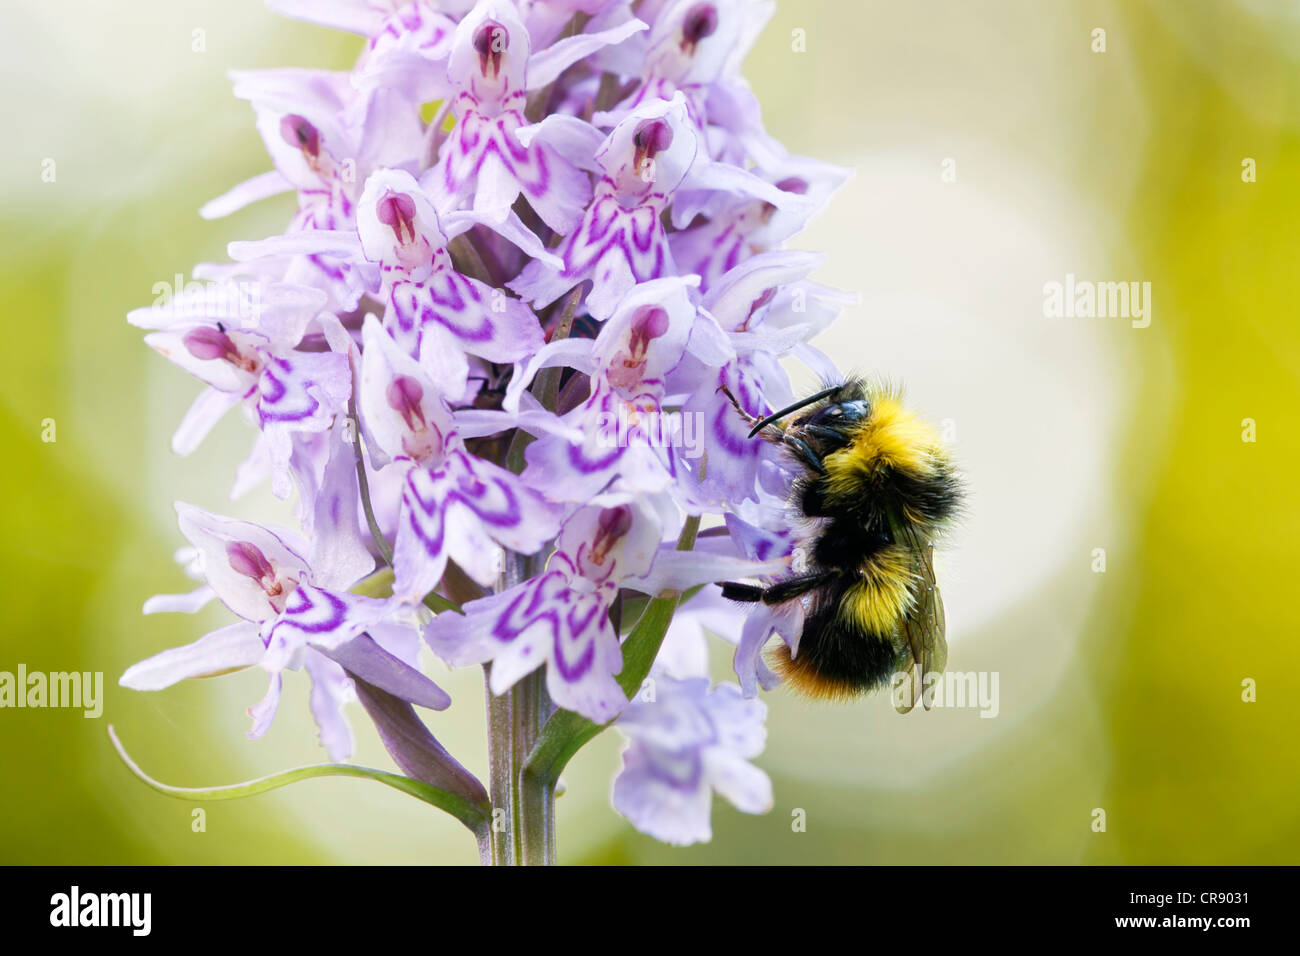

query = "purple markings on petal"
[
  {"left": 567, "top": 438, "right": 623, "bottom": 474},
  {"left": 646, "top": 747, "right": 705, "bottom": 791},
  {"left": 553, "top": 602, "right": 598, "bottom": 681},
  {"left": 491, "top": 576, "right": 560, "bottom": 644},
  {"left": 280, "top": 585, "right": 347, "bottom": 635},
  {"left": 424, "top": 275, "right": 495, "bottom": 343},
  {"left": 257, "top": 358, "right": 321, "bottom": 425},
  {"left": 402, "top": 454, "right": 525, "bottom": 564}
]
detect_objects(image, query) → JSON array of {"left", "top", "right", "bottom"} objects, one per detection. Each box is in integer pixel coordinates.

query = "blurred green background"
[{"left": 2, "top": 0, "right": 1297, "bottom": 864}]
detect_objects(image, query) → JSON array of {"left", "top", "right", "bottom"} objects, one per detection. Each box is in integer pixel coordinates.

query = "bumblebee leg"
[
  {"left": 719, "top": 582, "right": 765, "bottom": 602},
  {"left": 760, "top": 570, "right": 837, "bottom": 604},
  {"left": 801, "top": 424, "right": 844, "bottom": 444},
  {"left": 782, "top": 435, "right": 826, "bottom": 474}
]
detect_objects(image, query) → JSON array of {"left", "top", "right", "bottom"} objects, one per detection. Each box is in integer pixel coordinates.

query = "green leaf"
[{"left": 108, "top": 725, "right": 489, "bottom": 835}]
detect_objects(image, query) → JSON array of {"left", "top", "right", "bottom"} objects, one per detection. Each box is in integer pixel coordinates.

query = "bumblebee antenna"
[{"left": 747, "top": 385, "right": 841, "bottom": 438}]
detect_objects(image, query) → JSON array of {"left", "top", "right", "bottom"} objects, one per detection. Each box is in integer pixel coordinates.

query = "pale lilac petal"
[
  {"left": 142, "top": 584, "right": 215, "bottom": 616},
  {"left": 514, "top": 114, "right": 604, "bottom": 172},
  {"left": 502, "top": 339, "right": 596, "bottom": 413},
  {"left": 526, "top": 17, "right": 648, "bottom": 88},
  {"left": 612, "top": 745, "right": 714, "bottom": 846},
  {"left": 303, "top": 649, "right": 355, "bottom": 761},
  {"left": 120, "top": 622, "right": 263, "bottom": 691},
  {"left": 309, "top": 419, "right": 376, "bottom": 590},
  {"left": 228, "top": 230, "right": 362, "bottom": 262},
  {"left": 171, "top": 388, "right": 240, "bottom": 457},
  {"left": 706, "top": 748, "right": 773, "bottom": 814},
  {"left": 199, "top": 169, "right": 294, "bottom": 220},
  {"left": 626, "top": 549, "right": 790, "bottom": 595},
  {"left": 248, "top": 672, "right": 283, "bottom": 739},
  {"left": 266, "top": 0, "right": 387, "bottom": 36},
  {"left": 231, "top": 432, "right": 273, "bottom": 500},
  {"left": 322, "top": 633, "right": 451, "bottom": 711},
  {"left": 443, "top": 208, "right": 565, "bottom": 269}
]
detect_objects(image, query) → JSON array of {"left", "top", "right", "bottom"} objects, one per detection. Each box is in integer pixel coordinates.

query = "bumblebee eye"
[
  {"left": 826, "top": 406, "right": 843, "bottom": 417},
  {"left": 839, "top": 400, "right": 869, "bottom": 421}
]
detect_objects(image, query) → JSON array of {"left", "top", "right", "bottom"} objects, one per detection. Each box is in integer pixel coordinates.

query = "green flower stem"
[{"left": 485, "top": 553, "right": 556, "bottom": 865}]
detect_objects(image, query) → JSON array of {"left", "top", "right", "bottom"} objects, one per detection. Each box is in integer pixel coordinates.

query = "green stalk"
[{"left": 484, "top": 553, "right": 556, "bottom": 865}]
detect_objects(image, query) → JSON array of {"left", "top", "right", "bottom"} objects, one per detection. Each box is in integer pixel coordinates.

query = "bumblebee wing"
[
  {"left": 893, "top": 660, "right": 919, "bottom": 714},
  {"left": 897, "top": 544, "right": 948, "bottom": 712}
]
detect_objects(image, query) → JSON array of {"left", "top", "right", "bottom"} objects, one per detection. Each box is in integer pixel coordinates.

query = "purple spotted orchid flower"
[
  {"left": 419, "top": 1, "right": 646, "bottom": 234},
  {"left": 129, "top": 279, "right": 351, "bottom": 499},
  {"left": 358, "top": 315, "right": 563, "bottom": 601},
  {"left": 505, "top": 275, "right": 731, "bottom": 502},
  {"left": 121, "top": 490, "right": 446, "bottom": 762},
  {"left": 424, "top": 495, "right": 785, "bottom": 720},
  {"left": 121, "top": 0, "right": 853, "bottom": 862}
]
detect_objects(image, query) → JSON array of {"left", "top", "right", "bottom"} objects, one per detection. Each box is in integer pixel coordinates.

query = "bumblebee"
[{"left": 718, "top": 379, "right": 961, "bottom": 711}]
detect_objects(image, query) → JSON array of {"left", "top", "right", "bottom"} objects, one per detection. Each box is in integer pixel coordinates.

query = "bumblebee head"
[
  {"left": 751, "top": 379, "right": 959, "bottom": 531},
  {"left": 749, "top": 379, "right": 875, "bottom": 457},
  {"left": 785, "top": 396, "right": 871, "bottom": 456}
]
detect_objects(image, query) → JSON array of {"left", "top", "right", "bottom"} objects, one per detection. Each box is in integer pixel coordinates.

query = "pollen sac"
[
  {"left": 608, "top": 306, "right": 670, "bottom": 393},
  {"left": 386, "top": 375, "right": 426, "bottom": 430},
  {"left": 279, "top": 114, "right": 320, "bottom": 158},
  {"left": 680, "top": 3, "right": 719, "bottom": 54},
  {"left": 227, "top": 540, "right": 276, "bottom": 583},
  {"left": 182, "top": 326, "right": 240, "bottom": 363},
  {"left": 627, "top": 118, "right": 671, "bottom": 188},
  {"left": 376, "top": 189, "right": 418, "bottom": 245},
  {"left": 356, "top": 170, "right": 446, "bottom": 278},
  {"left": 473, "top": 20, "right": 509, "bottom": 78},
  {"left": 226, "top": 540, "right": 296, "bottom": 614},
  {"left": 596, "top": 504, "right": 634, "bottom": 550}
]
